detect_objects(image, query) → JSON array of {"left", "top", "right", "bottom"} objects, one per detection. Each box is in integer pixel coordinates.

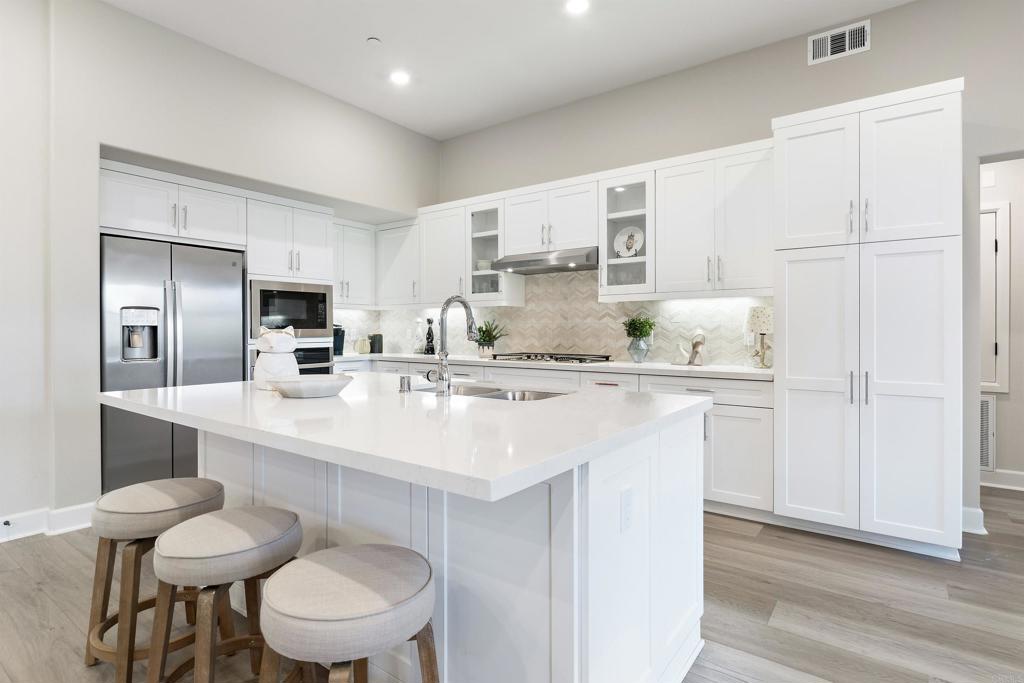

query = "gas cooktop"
[{"left": 491, "top": 352, "right": 612, "bottom": 364}]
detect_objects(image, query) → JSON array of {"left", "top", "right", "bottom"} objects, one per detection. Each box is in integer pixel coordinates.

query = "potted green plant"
[
  {"left": 623, "top": 314, "right": 656, "bottom": 363},
  {"left": 476, "top": 320, "right": 508, "bottom": 358}
]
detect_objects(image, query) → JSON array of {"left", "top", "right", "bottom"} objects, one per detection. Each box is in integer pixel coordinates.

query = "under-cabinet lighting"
[{"left": 614, "top": 186, "right": 626, "bottom": 192}]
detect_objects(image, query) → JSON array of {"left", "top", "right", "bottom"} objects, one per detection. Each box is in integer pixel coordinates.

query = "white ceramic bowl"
[{"left": 268, "top": 374, "right": 353, "bottom": 399}]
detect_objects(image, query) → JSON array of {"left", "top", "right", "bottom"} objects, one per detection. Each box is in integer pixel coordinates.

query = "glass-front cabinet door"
[
  {"left": 599, "top": 172, "right": 655, "bottom": 296},
  {"left": 467, "top": 200, "right": 505, "bottom": 301}
]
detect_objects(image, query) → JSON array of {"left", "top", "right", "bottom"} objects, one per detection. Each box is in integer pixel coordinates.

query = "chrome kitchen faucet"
[{"left": 425, "top": 295, "right": 479, "bottom": 396}]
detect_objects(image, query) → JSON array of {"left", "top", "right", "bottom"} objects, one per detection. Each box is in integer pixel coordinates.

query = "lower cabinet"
[
  {"left": 639, "top": 374, "right": 774, "bottom": 512},
  {"left": 482, "top": 366, "right": 582, "bottom": 392},
  {"left": 705, "top": 406, "right": 773, "bottom": 511}
]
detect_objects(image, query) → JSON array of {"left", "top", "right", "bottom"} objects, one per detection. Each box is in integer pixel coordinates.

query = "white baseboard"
[
  {"left": 982, "top": 468, "right": 1024, "bottom": 492},
  {"left": 0, "top": 502, "right": 94, "bottom": 544},
  {"left": 962, "top": 506, "right": 987, "bottom": 536},
  {"left": 705, "top": 501, "right": 961, "bottom": 561}
]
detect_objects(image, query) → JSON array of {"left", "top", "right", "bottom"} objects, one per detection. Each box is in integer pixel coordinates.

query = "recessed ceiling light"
[
  {"left": 613, "top": 186, "right": 626, "bottom": 192},
  {"left": 568, "top": 262, "right": 577, "bottom": 268},
  {"left": 389, "top": 70, "right": 411, "bottom": 87},
  {"left": 565, "top": 0, "right": 590, "bottom": 16}
]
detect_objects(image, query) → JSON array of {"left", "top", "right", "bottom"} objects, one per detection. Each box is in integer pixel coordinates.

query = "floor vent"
[
  {"left": 980, "top": 394, "right": 996, "bottom": 472},
  {"left": 808, "top": 20, "right": 871, "bottom": 65}
]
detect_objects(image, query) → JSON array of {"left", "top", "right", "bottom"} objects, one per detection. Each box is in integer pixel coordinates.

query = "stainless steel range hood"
[{"left": 491, "top": 247, "right": 598, "bottom": 275}]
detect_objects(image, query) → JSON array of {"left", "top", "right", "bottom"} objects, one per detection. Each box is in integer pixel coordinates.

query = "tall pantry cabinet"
[{"left": 772, "top": 80, "right": 964, "bottom": 549}]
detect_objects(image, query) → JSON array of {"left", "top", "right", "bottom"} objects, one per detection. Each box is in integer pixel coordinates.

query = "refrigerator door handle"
[
  {"left": 164, "top": 280, "right": 176, "bottom": 387},
  {"left": 174, "top": 281, "right": 184, "bottom": 386}
]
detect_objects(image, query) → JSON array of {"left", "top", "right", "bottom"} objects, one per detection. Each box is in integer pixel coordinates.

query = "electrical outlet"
[{"left": 619, "top": 488, "right": 634, "bottom": 532}]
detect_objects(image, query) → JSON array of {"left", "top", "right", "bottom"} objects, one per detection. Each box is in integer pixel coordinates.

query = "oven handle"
[{"left": 296, "top": 362, "right": 335, "bottom": 370}]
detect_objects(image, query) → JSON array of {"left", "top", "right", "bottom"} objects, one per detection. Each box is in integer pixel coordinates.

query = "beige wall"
[
  {"left": 0, "top": 0, "right": 51, "bottom": 523},
  {"left": 981, "top": 159, "right": 1024, "bottom": 478},
  {"left": 438, "top": 0, "right": 1024, "bottom": 515},
  {"left": 40, "top": 0, "right": 439, "bottom": 510}
]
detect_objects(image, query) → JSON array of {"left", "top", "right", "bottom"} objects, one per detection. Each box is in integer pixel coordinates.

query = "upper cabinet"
[
  {"left": 247, "top": 199, "right": 333, "bottom": 281},
  {"left": 599, "top": 172, "right": 655, "bottom": 296},
  {"left": 466, "top": 201, "right": 525, "bottom": 306},
  {"left": 420, "top": 207, "right": 467, "bottom": 304},
  {"left": 177, "top": 186, "right": 246, "bottom": 245},
  {"left": 100, "top": 170, "right": 179, "bottom": 237},
  {"left": 505, "top": 182, "right": 598, "bottom": 256},
  {"left": 334, "top": 222, "right": 375, "bottom": 307},
  {"left": 100, "top": 170, "right": 246, "bottom": 246},
  {"left": 774, "top": 89, "right": 962, "bottom": 249},
  {"left": 654, "top": 146, "right": 774, "bottom": 298},
  {"left": 376, "top": 223, "right": 421, "bottom": 306}
]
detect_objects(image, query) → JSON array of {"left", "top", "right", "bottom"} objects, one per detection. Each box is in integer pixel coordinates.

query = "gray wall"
[
  {"left": 981, "top": 159, "right": 1024, "bottom": 479},
  {"left": 438, "top": 0, "right": 1024, "bottom": 517}
]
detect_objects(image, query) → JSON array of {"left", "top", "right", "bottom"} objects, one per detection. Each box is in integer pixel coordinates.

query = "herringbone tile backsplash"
[{"left": 336, "top": 271, "right": 771, "bottom": 366}]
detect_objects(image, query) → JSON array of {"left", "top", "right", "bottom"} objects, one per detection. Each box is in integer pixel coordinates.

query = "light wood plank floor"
[{"left": 1, "top": 489, "right": 1022, "bottom": 682}]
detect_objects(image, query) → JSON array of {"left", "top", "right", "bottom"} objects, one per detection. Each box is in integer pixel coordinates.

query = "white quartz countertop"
[
  {"left": 98, "top": 374, "right": 711, "bottom": 502},
  {"left": 341, "top": 353, "right": 773, "bottom": 381}
]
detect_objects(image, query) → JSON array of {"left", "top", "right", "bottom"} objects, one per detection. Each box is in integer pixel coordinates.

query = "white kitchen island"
[{"left": 98, "top": 372, "right": 711, "bottom": 683}]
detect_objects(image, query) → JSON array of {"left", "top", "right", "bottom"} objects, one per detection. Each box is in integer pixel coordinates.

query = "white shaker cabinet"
[
  {"left": 334, "top": 223, "right": 375, "bottom": 306},
  {"left": 773, "top": 245, "right": 861, "bottom": 529},
  {"left": 177, "top": 186, "right": 246, "bottom": 245},
  {"left": 246, "top": 199, "right": 294, "bottom": 277},
  {"left": 859, "top": 94, "right": 962, "bottom": 243},
  {"left": 547, "top": 183, "right": 599, "bottom": 250},
  {"left": 504, "top": 183, "right": 597, "bottom": 256},
  {"left": 705, "top": 405, "right": 774, "bottom": 512},
  {"left": 99, "top": 169, "right": 179, "bottom": 237},
  {"left": 420, "top": 207, "right": 467, "bottom": 303},
  {"left": 291, "top": 209, "right": 334, "bottom": 281},
  {"left": 655, "top": 161, "right": 716, "bottom": 294},
  {"left": 376, "top": 224, "right": 421, "bottom": 305},
  {"left": 773, "top": 115, "right": 860, "bottom": 250},
  {"left": 715, "top": 149, "right": 773, "bottom": 290},
  {"left": 505, "top": 191, "right": 549, "bottom": 255},
  {"left": 858, "top": 237, "right": 962, "bottom": 546}
]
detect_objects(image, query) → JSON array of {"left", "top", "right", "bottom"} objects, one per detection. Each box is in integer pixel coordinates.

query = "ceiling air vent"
[{"left": 808, "top": 20, "right": 871, "bottom": 65}]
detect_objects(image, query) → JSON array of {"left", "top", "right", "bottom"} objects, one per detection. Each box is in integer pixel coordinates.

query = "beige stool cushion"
[
  {"left": 91, "top": 478, "right": 224, "bottom": 541},
  {"left": 153, "top": 506, "right": 302, "bottom": 587},
  {"left": 261, "top": 544, "right": 434, "bottom": 663}
]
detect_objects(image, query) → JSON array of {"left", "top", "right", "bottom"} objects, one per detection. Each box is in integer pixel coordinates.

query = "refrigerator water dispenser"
[{"left": 120, "top": 307, "right": 159, "bottom": 361}]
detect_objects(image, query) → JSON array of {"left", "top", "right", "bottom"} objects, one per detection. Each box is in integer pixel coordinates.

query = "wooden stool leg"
[
  {"left": 85, "top": 537, "right": 117, "bottom": 666},
  {"left": 328, "top": 663, "right": 351, "bottom": 683},
  {"left": 184, "top": 586, "right": 198, "bottom": 625},
  {"left": 414, "top": 621, "right": 440, "bottom": 683},
  {"left": 351, "top": 659, "right": 368, "bottom": 683},
  {"left": 114, "top": 539, "right": 148, "bottom": 683},
  {"left": 217, "top": 588, "right": 236, "bottom": 644},
  {"left": 244, "top": 577, "right": 263, "bottom": 674},
  {"left": 258, "top": 645, "right": 282, "bottom": 683},
  {"left": 145, "top": 581, "right": 177, "bottom": 683},
  {"left": 194, "top": 585, "right": 228, "bottom": 683}
]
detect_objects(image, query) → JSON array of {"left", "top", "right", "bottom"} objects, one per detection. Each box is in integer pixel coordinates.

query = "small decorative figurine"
[{"left": 424, "top": 318, "right": 435, "bottom": 355}]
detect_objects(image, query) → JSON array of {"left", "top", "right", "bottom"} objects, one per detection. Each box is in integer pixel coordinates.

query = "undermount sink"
[
  {"left": 415, "top": 384, "right": 501, "bottom": 397},
  {"left": 415, "top": 385, "right": 564, "bottom": 401},
  {"left": 477, "top": 390, "right": 564, "bottom": 402}
]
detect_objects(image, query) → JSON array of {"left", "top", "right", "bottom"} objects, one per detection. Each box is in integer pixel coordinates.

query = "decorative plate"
[{"left": 613, "top": 226, "right": 644, "bottom": 258}]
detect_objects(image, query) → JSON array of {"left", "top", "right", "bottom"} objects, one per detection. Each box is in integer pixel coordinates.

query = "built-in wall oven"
[{"left": 249, "top": 280, "right": 333, "bottom": 339}]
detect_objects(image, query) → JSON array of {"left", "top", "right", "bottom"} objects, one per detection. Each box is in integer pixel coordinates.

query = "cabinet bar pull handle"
[
  {"left": 864, "top": 371, "right": 869, "bottom": 405},
  {"left": 288, "top": 250, "right": 293, "bottom": 271},
  {"left": 685, "top": 387, "right": 714, "bottom": 394},
  {"left": 182, "top": 205, "right": 188, "bottom": 230},
  {"left": 171, "top": 203, "right": 177, "bottom": 228},
  {"left": 412, "top": 280, "right": 416, "bottom": 298},
  {"left": 706, "top": 256, "right": 712, "bottom": 282},
  {"left": 459, "top": 276, "right": 464, "bottom": 295},
  {"left": 546, "top": 224, "right": 552, "bottom": 245},
  {"left": 850, "top": 370, "right": 854, "bottom": 404},
  {"left": 296, "top": 250, "right": 301, "bottom": 271},
  {"left": 848, "top": 200, "right": 854, "bottom": 234},
  {"left": 346, "top": 281, "right": 350, "bottom": 298},
  {"left": 717, "top": 255, "right": 723, "bottom": 282},
  {"left": 541, "top": 224, "right": 545, "bottom": 245},
  {"left": 864, "top": 197, "right": 869, "bottom": 232},
  {"left": 595, "top": 382, "right": 619, "bottom": 387}
]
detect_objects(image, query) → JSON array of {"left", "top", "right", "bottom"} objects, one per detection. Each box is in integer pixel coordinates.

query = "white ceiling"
[{"left": 100, "top": 0, "right": 913, "bottom": 140}]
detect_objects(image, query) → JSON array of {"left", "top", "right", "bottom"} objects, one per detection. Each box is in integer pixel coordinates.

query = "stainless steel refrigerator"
[{"left": 100, "top": 235, "right": 245, "bottom": 492}]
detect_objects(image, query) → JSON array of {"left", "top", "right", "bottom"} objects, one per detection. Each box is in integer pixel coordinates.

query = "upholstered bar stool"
[
  {"left": 86, "top": 478, "right": 225, "bottom": 683},
  {"left": 258, "top": 544, "right": 439, "bottom": 683},
  {"left": 146, "top": 506, "right": 303, "bottom": 683}
]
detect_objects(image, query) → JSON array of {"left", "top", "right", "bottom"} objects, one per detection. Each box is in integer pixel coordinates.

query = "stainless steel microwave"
[{"left": 249, "top": 280, "right": 333, "bottom": 339}]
